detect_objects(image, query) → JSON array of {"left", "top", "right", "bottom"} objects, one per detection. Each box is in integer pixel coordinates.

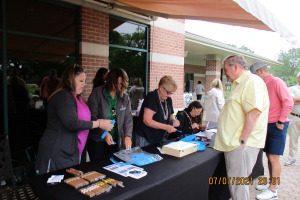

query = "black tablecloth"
[{"left": 28, "top": 135, "right": 263, "bottom": 200}]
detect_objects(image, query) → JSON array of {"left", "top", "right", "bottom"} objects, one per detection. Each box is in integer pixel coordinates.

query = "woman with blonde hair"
[
  {"left": 35, "top": 65, "right": 113, "bottom": 174},
  {"left": 87, "top": 68, "right": 133, "bottom": 160},
  {"left": 135, "top": 75, "right": 180, "bottom": 147},
  {"left": 205, "top": 79, "right": 225, "bottom": 122}
]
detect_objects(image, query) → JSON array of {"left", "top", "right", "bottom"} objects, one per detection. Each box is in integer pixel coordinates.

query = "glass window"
[
  {"left": 0, "top": 0, "right": 2, "bottom": 28},
  {"left": 7, "top": 34, "right": 76, "bottom": 63},
  {"left": 0, "top": 34, "right": 3, "bottom": 135},
  {"left": 109, "top": 47, "right": 146, "bottom": 110},
  {"left": 109, "top": 47, "right": 146, "bottom": 87},
  {"left": 109, "top": 18, "right": 147, "bottom": 49},
  {"left": 2, "top": 0, "right": 78, "bottom": 182},
  {"left": 7, "top": 0, "right": 77, "bottom": 40},
  {"left": 109, "top": 17, "right": 148, "bottom": 111}
]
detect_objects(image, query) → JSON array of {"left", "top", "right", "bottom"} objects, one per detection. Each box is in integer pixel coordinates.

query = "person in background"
[
  {"left": 250, "top": 61, "right": 293, "bottom": 200},
  {"left": 194, "top": 81, "right": 205, "bottom": 100},
  {"left": 214, "top": 55, "right": 269, "bottom": 200},
  {"left": 92, "top": 67, "right": 109, "bottom": 90},
  {"left": 40, "top": 69, "right": 60, "bottom": 109},
  {"left": 129, "top": 77, "right": 144, "bottom": 110},
  {"left": 7, "top": 66, "right": 30, "bottom": 150},
  {"left": 285, "top": 72, "right": 300, "bottom": 166},
  {"left": 35, "top": 65, "right": 113, "bottom": 174},
  {"left": 135, "top": 76, "right": 180, "bottom": 147},
  {"left": 173, "top": 101, "right": 204, "bottom": 138},
  {"left": 185, "top": 78, "right": 193, "bottom": 93},
  {"left": 87, "top": 68, "right": 133, "bottom": 160},
  {"left": 205, "top": 79, "right": 225, "bottom": 122},
  {"left": 7, "top": 66, "right": 29, "bottom": 92}
]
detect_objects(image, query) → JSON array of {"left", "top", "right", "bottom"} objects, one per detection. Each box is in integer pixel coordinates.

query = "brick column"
[
  {"left": 80, "top": 7, "right": 109, "bottom": 100},
  {"left": 205, "top": 55, "right": 222, "bottom": 91},
  {"left": 149, "top": 18, "right": 185, "bottom": 109}
]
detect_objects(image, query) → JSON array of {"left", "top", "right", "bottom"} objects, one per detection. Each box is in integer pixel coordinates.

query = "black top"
[
  {"left": 136, "top": 89, "right": 174, "bottom": 144},
  {"left": 35, "top": 90, "right": 93, "bottom": 174},
  {"left": 176, "top": 108, "right": 193, "bottom": 135}
]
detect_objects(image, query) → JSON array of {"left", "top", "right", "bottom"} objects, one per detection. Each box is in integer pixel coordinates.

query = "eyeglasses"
[
  {"left": 193, "top": 108, "right": 202, "bottom": 115},
  {"left": 162, "top": 86, "right": 174, "bottom": 95},
  {"left": 112, "top": 107, "right": 117, "bottom": 120}
]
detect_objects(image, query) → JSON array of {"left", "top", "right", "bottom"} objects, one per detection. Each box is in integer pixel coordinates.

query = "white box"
[{"left": 162, "top": 141, "right": 197, "bottom": 158}]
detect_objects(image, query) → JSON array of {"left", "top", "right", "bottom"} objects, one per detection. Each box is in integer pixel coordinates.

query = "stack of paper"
[
  {"left": 47, "top": 175, "right": 64, "bottom": 184},
  {"left": 195, "top": 129, "right": 217, "bottom": 138},
  {"left": 103, "top": 164, "right": 147, "bottom": 179}
]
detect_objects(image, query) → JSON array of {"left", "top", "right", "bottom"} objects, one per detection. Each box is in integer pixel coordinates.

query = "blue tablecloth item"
[
  {"left": 179, "top": 134, "right": 196, "bottom": 142},
  {"left": 187, "top": 141, "right": 206, "bottom": 151}
]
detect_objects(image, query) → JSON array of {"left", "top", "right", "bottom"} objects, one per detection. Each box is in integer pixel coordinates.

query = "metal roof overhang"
[{"left": 185, "top": 32, "right": 282, "bottom": 67}]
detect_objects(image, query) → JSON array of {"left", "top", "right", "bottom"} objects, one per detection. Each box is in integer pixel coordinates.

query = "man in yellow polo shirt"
[{"left": 214, "top": 55, "right": 269, "bottom": 200}]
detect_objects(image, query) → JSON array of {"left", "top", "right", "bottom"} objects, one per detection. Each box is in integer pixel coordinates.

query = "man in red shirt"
[
  {"left": 250, "top": 61, "right": 294, "bottom": 200},
  {"left": 40, "top": 69, "right": 60, "bottom": 109}
]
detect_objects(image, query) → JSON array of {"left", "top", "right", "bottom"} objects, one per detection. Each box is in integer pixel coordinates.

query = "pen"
[
  {"left": 173, "top": 117, "right": 177, "bottom": 126},
  {"left": 206, "top": 121, "right": 209, "bottom": 131}
]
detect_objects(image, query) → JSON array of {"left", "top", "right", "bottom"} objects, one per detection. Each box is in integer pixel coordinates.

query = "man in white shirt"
[
  {"left": 285, "top": 72, "right": 300, "bottom": 166},
  {"left": 194, "top": 81, "right": 205, "bottom": 100}
]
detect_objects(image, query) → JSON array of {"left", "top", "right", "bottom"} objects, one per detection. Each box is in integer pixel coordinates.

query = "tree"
[
  {"left": 239, "top": 45, "right": 254, "bottom": 53},
  {"left": 269, "top": 48, "right": 300, "bottom": 86},
  {"left": 226, "top": 44, "right": 255, "bottom": 53}
]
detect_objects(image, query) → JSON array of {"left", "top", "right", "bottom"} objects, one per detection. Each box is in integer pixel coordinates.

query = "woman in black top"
[
  {"left": 135, "top": 76, "right": 180, "bottom": 147},
  {"left": 92, "top": 67, "right": 109, "bottom": 89},
  {"left": 174, "top": 101, "right": 204, "bottom": 138},
  {"left": 35, "top": 65, "right": 113, "bottom": 174}
]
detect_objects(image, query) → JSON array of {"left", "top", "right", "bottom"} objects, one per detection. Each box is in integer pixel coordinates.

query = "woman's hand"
[
  {"left": 166, "top": 125, "right": 177, "bottom": 133},
  {"left": 200, "top": 124, "right": 207, "bottom": 131},
  {"left": 170, "top": 115, "right": 180, "bottom": 127},
  {"left": 173, "top": 119, "right": 180, "bottom": 127},
  {"left": 105, "top": 133, "right": 114, "bottom": 145},
  {"left": 124, "top": 136, "right": 132, "bottom": 149},
  {"left": 98, "top": 119, "right": 114, "bottom": 131},
  {"left": 192, "top": 123, "right": 200, "bottom": 130}
]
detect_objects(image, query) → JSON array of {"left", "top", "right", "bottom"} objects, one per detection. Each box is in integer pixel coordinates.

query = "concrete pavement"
[{"left": 249, "top": 135, "right": 300, "bottom": 200}]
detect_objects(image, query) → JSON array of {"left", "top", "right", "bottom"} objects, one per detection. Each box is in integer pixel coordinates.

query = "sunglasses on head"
[{"left": 112, "top": 107, "right": 117, "bottom": 120}]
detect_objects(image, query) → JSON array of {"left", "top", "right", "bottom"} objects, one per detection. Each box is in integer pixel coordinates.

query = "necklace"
[
  {"left": 183, "top": 110, "right": 192, "bottom": 127},
  {"left": 158, "top": 90, "right": 168, "bottom": 120}
]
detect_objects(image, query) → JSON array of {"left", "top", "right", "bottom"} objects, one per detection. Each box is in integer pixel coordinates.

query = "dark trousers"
[
  {"left": 197, "top": 94, "right": 202, "bottom": 100},
  {"left": 43, "top": 98, "right": 48, "bottom": 109},
  {"left": 86, "top": 138, "right": 118, "bottom": 161}
]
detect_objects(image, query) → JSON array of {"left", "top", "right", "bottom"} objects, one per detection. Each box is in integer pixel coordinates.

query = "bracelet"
[{"left": 98, "top": 120, "right": 100, "bottom": 128}]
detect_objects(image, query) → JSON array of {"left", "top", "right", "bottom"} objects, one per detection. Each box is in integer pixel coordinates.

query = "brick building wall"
[
  {"left": 80, "top": 7, "right": 109, "bottom": 100},
  {"left": 205, "top": 58, "right": 222, "bottom": 91},
  {"left": 78, "top": 7, "right": 185, "bottom": 109},
  {"left": 149, "top": 18, "right": 185, "bottom": 109}
]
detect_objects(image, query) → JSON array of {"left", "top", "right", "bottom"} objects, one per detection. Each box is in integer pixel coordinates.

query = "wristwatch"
[
  {"left": 240, "top": 140, "right": 245, "bottom": 144},
  {"left": 277, "top": 120, "right": 284, "bottom": 125}
]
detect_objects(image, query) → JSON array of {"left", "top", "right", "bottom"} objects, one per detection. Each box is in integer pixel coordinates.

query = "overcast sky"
[{"left": 185, "top": 0, "right": 300, "bottom": 61}]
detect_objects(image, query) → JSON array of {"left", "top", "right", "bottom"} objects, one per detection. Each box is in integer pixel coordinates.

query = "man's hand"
[{"left": 276, "top": 122, "right": 284, "bottom": 130}]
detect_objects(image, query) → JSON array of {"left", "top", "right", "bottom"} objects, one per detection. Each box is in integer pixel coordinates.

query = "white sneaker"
[
  {"left": 256, "top": 189, "right": 278, "bottom": 200},
  {"left": 256, "top": 183, "right": 270, "bottom": 191},
  {"left": 285, "top": 158, "right": 296, "bottom": 166}
]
